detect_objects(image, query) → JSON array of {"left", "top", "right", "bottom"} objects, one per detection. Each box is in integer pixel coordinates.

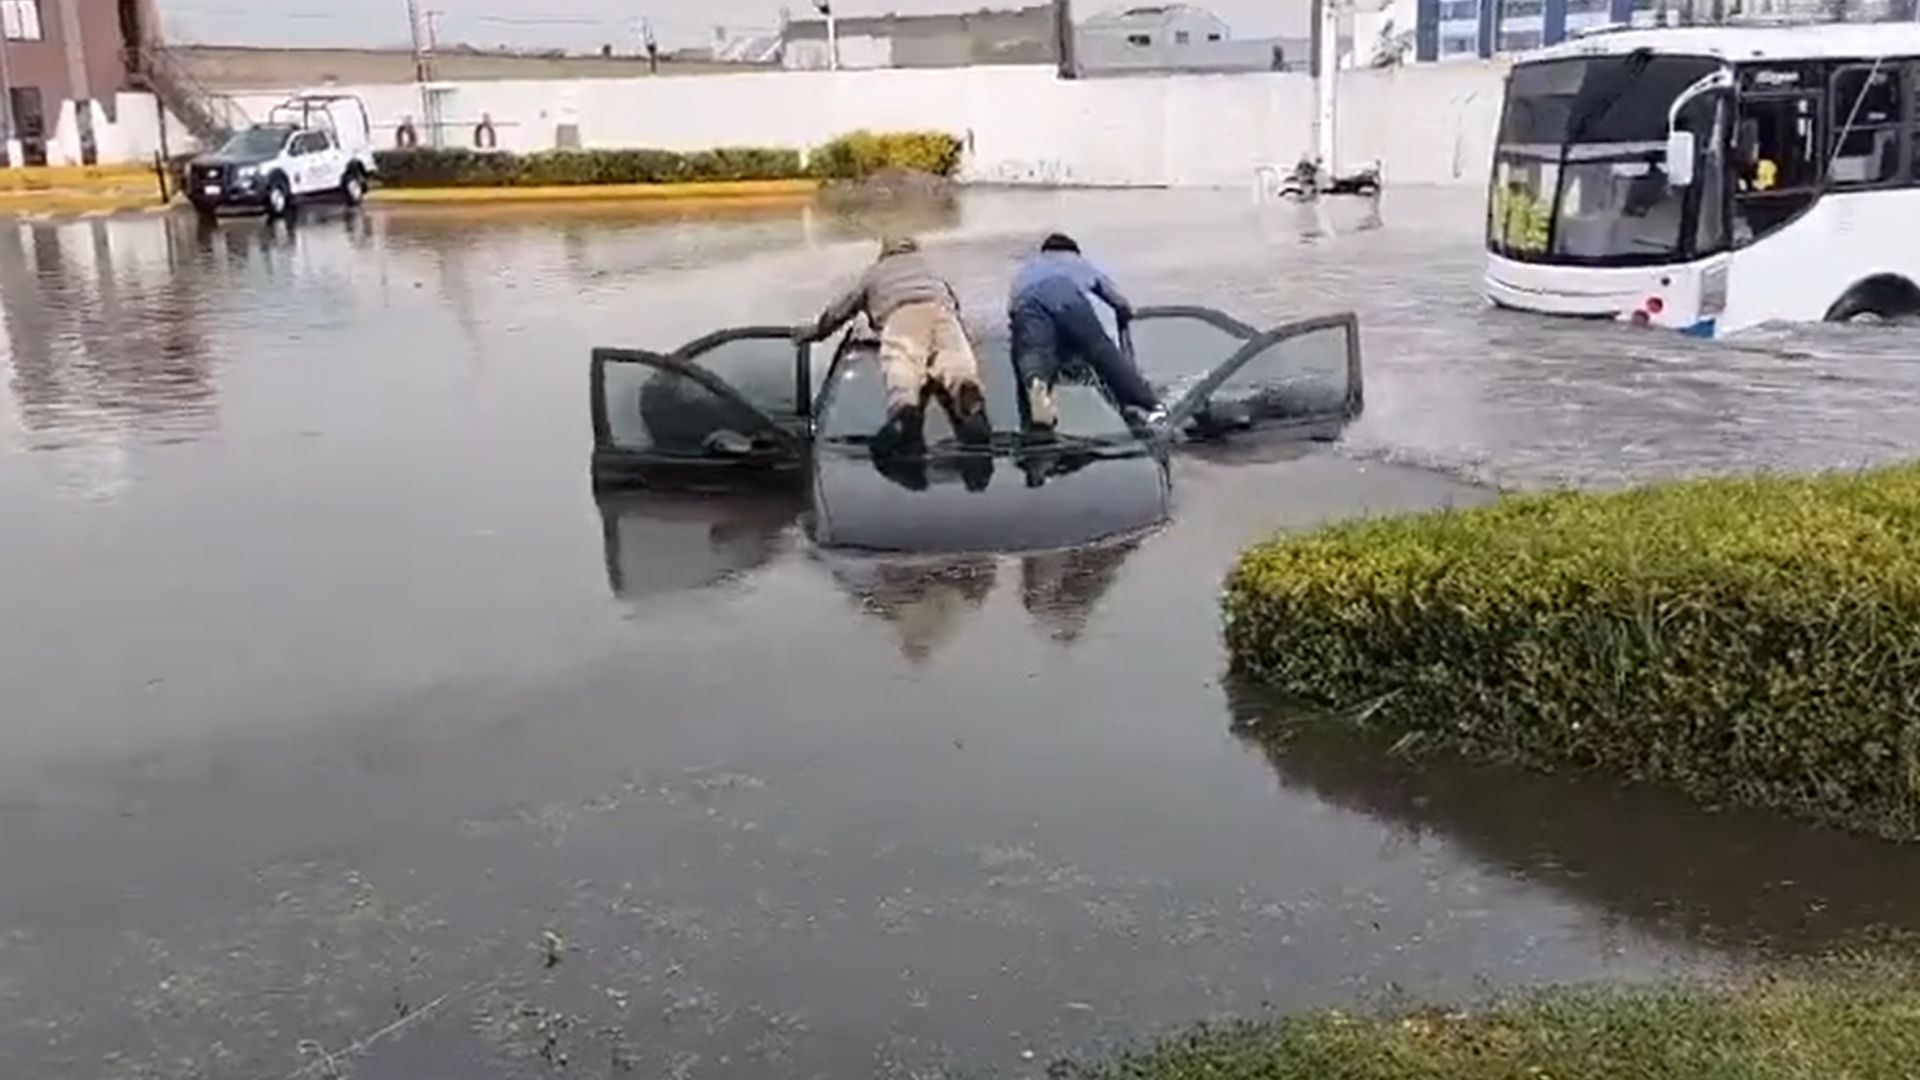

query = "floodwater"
[{"left": 5, "top": 189, "right": 1920, "bottom": 1079}]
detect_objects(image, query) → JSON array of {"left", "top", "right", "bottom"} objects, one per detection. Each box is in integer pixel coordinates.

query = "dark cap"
[{"left": 1039, "top": 232, "right": 1079, "bottom": 253}]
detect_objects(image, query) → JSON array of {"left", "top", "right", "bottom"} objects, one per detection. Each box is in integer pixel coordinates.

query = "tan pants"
[{"left": 877, "top": 301, "right": 982, "bottom": 414}]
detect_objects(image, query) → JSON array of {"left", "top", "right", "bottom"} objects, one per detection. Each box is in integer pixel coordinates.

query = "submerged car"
[{"left": 589, "top": 305, "right": 1365, "bottom": 553}]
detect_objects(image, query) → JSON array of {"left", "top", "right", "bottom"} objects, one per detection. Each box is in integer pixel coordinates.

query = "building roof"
[
  {"left": 1082, "top": 4, "right": 1223, "bottom": 28},
  {"left": 782, "top": 5, "right": 1052, "bottom": 40}
]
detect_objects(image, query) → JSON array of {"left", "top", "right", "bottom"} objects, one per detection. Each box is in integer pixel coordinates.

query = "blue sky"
[{"left": 154, "top": 0, "right": 1310, "bottom": 51}]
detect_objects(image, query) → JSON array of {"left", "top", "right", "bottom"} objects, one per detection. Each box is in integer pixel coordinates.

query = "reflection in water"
[
  {"left": 373, "top": 197, "right": 963, "bottom": 288},
  {"left": 1228, "top": 681, "right": 1920, "bottom": 962},
  {"left": 823, "top": 531, "right": 1142, "bottom": 660},
  {"left": 596, "top": 491, "right": 802, "bottom": 605},
  {"left": 1019, "top": 534, "right": 1143, "bottom": 643},
  {"left": 810, "top": 195, "right": 964, "bottom": 246},
  {"left": 0, "top": 220, "right": 220, "bottom": 496},
  {"left": 1257, "top": 191, "right": 1384, "bottom": 247},
  {"left": 829, "top": 556, "right": 998, "bottom": 663}
]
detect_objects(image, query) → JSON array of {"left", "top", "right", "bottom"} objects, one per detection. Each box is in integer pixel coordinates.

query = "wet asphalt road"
[{"left": 5, "top": 191, "right": 1920, "bottom": 1079}]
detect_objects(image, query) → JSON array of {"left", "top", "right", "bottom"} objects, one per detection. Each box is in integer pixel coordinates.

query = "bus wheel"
[{"left": 1824, "top": 274, "right": 1920, "bottom": 323}]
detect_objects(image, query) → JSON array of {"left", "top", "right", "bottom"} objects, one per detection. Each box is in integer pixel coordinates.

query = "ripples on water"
[
  {"left": 3, "top": 192, "right": 1920, "bottom": 1078},
  {"left": 8, "top": 188, "right": 1918, "bottom": 498}
]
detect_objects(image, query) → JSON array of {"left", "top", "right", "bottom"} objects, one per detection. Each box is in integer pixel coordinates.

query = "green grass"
[{"left": 1071, "top": 960, "right": 1920, "bottom": 1079}]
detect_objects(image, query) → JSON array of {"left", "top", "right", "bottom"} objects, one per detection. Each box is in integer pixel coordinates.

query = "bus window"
[
  {"left": 1829, "top": 65, "right": 1902, "bottom": 187},
  {"left": 1738, "top": 95, "right": 1821, "bottom": 193}
]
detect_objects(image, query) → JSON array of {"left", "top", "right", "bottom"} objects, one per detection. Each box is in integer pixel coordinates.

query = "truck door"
[
  {"left": 309, "top": 129, "right": 342, "bottom": 193},
  {"left": 285, "top": 131, "right": 317, "bottom": 194}
]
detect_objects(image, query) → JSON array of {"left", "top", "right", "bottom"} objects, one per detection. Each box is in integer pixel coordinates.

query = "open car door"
[
  {"left": 590, "top": 325, "right": 814, "bottom": 490},
  {"left": 1127, "top": 307, "right": 1364, "bottom": 443}
]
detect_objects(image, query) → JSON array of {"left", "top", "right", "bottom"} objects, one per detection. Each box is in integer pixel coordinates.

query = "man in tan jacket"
[{"left": 805, "top": 236, "right": 990, "bottom": 454}]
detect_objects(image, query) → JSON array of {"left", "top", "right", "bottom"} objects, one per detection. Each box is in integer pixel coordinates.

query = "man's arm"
[
  {"left": 811, "top": 269, "right": 871, "bottom": 338},
  {"left": 1088, "top": 263, "right": 1134, "bottom": 322}
]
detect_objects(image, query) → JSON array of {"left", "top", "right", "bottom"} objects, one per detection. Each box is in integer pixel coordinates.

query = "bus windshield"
[{"left": 1489, "top": 53, "right": 1726, "bottom": 266}]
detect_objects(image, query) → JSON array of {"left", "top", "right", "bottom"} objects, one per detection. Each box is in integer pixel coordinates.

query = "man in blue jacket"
[{"left": 1007, "top": 233, "right": 1160, "bottom": 432}]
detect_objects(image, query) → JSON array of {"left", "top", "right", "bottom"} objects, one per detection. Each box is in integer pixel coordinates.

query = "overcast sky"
[{"left": 154, "top": 0, "right": 1313, "bottom": 52}]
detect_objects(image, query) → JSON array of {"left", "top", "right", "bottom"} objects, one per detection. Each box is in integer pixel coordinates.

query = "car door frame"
[
  {"left": 1130, "top": 304, "right": 1261, "bottom": 341},
  {"left": 590, "top": 325, "right": 814, "bottom": 488},
  {"left": 806, "top": 323, "right": 881, "bottom": 425},
  {"left": 1158, "top": 310, "right": 1364, "bottom": 439}
]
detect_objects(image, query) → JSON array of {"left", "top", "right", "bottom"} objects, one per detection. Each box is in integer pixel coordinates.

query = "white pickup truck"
[{"left": 184, "top": 93, "right": 379, "bottom": 221}]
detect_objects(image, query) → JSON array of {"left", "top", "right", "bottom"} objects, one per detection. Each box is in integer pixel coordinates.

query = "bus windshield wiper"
[{"left": 1567, "top": 47, "right": 1655, "bottom": 146}]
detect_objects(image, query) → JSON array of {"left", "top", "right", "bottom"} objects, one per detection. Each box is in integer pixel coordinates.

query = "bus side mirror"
[{"left": 1665, "top": 130, "right": 1696, "bottom": 187}]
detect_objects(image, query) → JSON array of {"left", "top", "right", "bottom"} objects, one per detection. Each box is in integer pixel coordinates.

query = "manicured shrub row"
[
  {"left": 371, "top": 130, "right": 964, "bottom": 188},
  {"left": 1222, "top": 462, "right": 1920, "bottom": 839},
  {"left": 804, "top": 130, "right": 964, "bottom": 181}
]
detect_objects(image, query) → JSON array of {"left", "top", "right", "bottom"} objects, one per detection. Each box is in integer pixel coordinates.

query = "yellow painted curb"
[
  {"left": 0, "top": 162, "right": 163, "bottom": 191},
  {"left": 367, "top": 179, "right": 822, "bottom": 205},
  {"left": 0, "top": 190, "right": 172, "bottom": 214}
]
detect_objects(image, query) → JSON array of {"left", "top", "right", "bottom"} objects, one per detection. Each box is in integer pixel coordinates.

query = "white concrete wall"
[{"left": 60, "top": 62, "right": 1514, "bottom": 189}]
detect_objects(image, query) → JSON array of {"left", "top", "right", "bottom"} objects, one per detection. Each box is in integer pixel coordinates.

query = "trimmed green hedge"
[
  {"left": 371, "top": 130, "right": 964, "bottom": 188},
  {"left": 1222, "top": 462, "right": 1920, "bottom": 839}
]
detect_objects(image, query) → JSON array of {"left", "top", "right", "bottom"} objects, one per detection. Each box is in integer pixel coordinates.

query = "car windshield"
[
  {"left": 1488, "top": 53, "right": 1723, "bottom": 265},
  {"left": 218, "top": 126, "right": 293, "bottom": 157},
  {"left": 815, "top": 329, "right": 1138, "bottom": 448}
]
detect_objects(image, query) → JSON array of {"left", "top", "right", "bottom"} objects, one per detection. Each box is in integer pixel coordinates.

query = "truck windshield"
[
  {"left": 1488, "top": 53, "right": 1725, "bottom": 266},
  {"left": 217, "top": 126, "right": 294, "bottom": 157}
]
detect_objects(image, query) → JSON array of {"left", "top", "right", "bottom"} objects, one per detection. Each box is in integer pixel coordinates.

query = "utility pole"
[
  {"left": 812, "top": 0, "right": 838, "bottom": 70},
  {"left": 405, "top": 0, "right": 428, "bottom": 82},
  {"left": 642, "top": 17, "right": 658, "bottom": 73},
  {"left": 1314, "top": 0, "right": 1339, "bottom": 172},
  {"left": 0, "top": 20, "right": 15, "bottom": 167}
]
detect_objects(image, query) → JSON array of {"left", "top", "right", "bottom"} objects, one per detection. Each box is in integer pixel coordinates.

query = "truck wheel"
[
  {"left": 264, "top": 175, "right": 294, "bottom": 220},
  {"left": 340, "top": 166, "right": 366, "bottom": 206}
]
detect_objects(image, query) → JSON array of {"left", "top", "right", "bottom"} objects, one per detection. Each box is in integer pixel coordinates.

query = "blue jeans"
[{"left": 1008, "top": 279, "right": 1159, "bottom": 413}]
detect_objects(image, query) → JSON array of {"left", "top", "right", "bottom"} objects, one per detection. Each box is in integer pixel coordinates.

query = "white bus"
[{"left": 1484, "top": 23, "right": 1920, "bottom": 338}]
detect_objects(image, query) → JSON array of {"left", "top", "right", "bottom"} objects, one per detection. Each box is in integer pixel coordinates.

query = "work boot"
[
  {"left": 1026, "top": 378, "right": 1057, "bottom": 433},
  {"left": 950, "top": 381, "right": 991, "bottom": 447}
]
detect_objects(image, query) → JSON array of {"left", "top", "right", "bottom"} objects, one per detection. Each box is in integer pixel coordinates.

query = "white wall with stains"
[{"left": 107, "top": 61, "right": 1513, "bottom": 190}]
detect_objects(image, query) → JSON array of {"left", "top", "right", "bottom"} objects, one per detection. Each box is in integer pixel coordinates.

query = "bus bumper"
[{"left": 1484, "top": 252, "right": 1728, "bottom": 339}]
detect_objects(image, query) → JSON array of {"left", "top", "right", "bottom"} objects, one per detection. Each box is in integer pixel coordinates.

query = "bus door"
[{"left": 1733, "top": 63, "right": 1826, "bottom": 241}]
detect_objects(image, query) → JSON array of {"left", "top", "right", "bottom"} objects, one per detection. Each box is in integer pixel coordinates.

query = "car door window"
[
  {"left": 592, "top": 349, "right": 793, "bottom": 459},
  {"left": 673, "top": 326, "right": 810, "bottom": 422},
  {"left": 1163, "top": 312, "right": 1363, "bottom": 437},
  {"left": 590, "top": 327, "right": 809, "bottom": 478},
  {"left": 1124, "top": 306, "right": 1259, "bottom": 403}
]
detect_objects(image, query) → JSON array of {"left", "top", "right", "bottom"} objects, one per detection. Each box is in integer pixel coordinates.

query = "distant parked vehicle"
[{"left": 185, "top": 93, "right": 378, "bottom": 222}]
